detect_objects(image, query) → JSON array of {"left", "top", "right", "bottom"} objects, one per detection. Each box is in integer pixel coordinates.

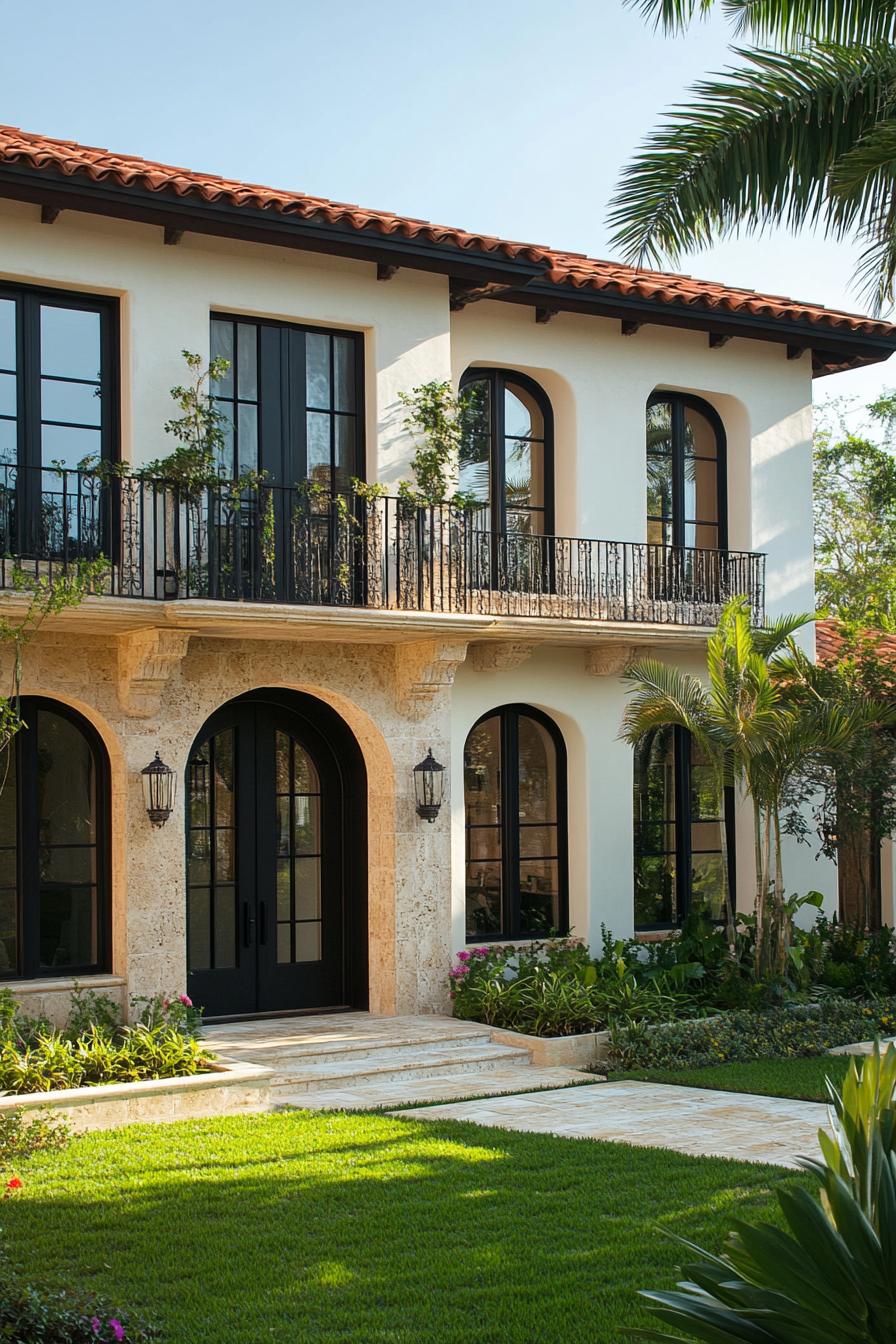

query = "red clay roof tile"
[
  {"left": 1, "top": 125, "right": 895, "bottom": 342},
  {"left": 816, "top": 618, "right": 896, "bottom": 665}
]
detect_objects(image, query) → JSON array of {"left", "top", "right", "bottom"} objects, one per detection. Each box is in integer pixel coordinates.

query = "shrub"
[
  {"left": 0, "top": 1025, "right": 213, "bottom": 1096},
  {"left": 0, "top": 1108, "right": 69, "bottom": 1166},
  {"left": 632, "top": 1045, "right": 896, "bottom": 1342},
  {"left": 0, "top": 1271, "right": 155, "bottom": 1342},
  {"left": 449, "top": 939, "right": 694, "bottom": 1037},
  {"left": 64, "top": 986, "right": 123, "bottom": 1040},
  {"left": 609, "top": 996, "right": 896, "bottom": 1071},
  {"left": 130, "top": 991, "right": 203, "bottom": 1039}
]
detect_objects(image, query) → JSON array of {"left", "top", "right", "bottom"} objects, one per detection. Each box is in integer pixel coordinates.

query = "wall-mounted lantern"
[
  {"left": 142, "top": 752, "right": 176, "bottom": 827},
  {"left": 414, "top": 749, "right": 445, "bottom": 823}
]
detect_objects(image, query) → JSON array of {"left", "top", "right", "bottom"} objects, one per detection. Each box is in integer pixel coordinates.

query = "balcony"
[{"left": 0, "top": 468, "right": 765, "bottom": 628}]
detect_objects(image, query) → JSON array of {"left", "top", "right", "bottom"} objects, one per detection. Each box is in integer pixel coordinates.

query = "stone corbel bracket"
[
  {"left": 469, "top": 641, "right": 536, "bottom": 673},
  {"left": 394, "top": 639, "right": 468, "bottom": 719},
  {"left": 584, "top": 643, "right": 650, "bottom": 678},
  {"left": 117, "top": 628, "right": 194, "bottom": 718}
]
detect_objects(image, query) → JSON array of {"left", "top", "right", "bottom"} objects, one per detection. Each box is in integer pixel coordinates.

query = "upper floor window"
[
  {"left": 633, "top": 725, "right": 733, "bottom": 929},
  {"left": 464, "top": 704, "right": 568, "bottom": 941},
  {"left": 0, "top": 283, "right": 117, "bottom": 481},
  {"left": 210, "top": 316, "right": 363, "bottom": 491},
  {"left": 647, "top": 393, "right": 726, "bottom": 550},
  {"left": 459, "top": 369, "right": 553, "bottom": 535}
]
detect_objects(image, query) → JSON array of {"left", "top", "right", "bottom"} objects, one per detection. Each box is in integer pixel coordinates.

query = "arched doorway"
[{"left": 185, "top": 689, "right": 367, "bottom": 1019}]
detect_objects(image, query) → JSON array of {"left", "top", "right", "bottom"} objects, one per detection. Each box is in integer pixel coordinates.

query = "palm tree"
[
  {"left": 609, "top": 1, "right": 896, "bottom": 311},
  {"left": 621, "top": 597, "right": 878, "bottom": 976}
]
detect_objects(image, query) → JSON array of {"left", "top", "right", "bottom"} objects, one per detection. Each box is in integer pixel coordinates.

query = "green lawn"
[
  {"left": 617, "top": 1053, "right": 853, "bottom": 1101},
  {"left": 4, "top": 1110, "right": 802, "bottom": 1344}
]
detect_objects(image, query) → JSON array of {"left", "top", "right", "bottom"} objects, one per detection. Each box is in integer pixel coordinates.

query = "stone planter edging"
[
  {"left": 0, "top": 1059, "right": 274, "bottom": 1132},
  {"left": 489, "top": 1026, "right": 611, "bottom": 1068}
]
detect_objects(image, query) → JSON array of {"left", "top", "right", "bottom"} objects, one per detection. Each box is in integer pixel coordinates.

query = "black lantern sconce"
[
  {"left": 142, "top": 752, "right": 176, "bottom": 827},
  {"left": 414, "top": 749, "right": 446, "bottom": 823},
  {"left": 188, "top": 747, "right": 210, "bottom": 800}
]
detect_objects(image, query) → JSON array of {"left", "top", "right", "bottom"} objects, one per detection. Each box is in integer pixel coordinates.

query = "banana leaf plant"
[{"left": 630, "top": 1045, "right": 896, "bottom": 1341}]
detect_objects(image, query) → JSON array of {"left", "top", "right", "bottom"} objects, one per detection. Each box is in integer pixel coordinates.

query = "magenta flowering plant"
[
  {"left": 131, "top": 992, "right": 203, "bottom": 1040},
  {"left": 447, "top": 937, "right": 608, "bottom": 1036}
]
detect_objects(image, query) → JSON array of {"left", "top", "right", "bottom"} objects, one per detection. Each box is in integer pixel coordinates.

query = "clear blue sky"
[{"left": 1, "top": 0, "right": 889, "bottom": 427}]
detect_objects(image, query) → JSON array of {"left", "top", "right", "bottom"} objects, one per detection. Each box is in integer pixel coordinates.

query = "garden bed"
[
  {"left": 0, "top": 1058, "right": 273, "bottom": 1133},
  {"left": 489, "top": 1026, "right": 611, "bottom": 1068}
]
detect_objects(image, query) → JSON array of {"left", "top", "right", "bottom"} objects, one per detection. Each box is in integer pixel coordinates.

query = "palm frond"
[
  {"left": 752, "top": 610, "right": 815, "bottom": 657},
  {"left": 725, "top": 0, "right": 896, "bottom": 45},
  {"left": 607, "top": 42, "right": 896, "bottom": 269},
  {"left": 623, "top": 0, "right": 716, "bottom": 30},
  {"left": 620, "top": 659, "right": 711, "bottom": 744}
]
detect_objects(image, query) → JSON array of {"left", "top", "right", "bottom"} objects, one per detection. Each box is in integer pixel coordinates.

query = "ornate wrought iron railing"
[{"left": 0, "top": 467, "right": 766, "bottom": 626}]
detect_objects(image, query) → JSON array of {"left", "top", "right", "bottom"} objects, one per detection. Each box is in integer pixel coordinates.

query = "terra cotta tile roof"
[
  {"left": 1, "top": 124, "right": 895, "bottom": 342},
  {"left": 816, "top": 618, "right": 896, "bottom": 665}
]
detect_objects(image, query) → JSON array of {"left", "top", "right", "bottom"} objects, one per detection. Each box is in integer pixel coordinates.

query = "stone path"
[
  {"left": 204, "top": 1013, "right": 588, "bottom": 1110},
  {"left": 394, "top": 1080, "right": 832, "bottom": 1168}
]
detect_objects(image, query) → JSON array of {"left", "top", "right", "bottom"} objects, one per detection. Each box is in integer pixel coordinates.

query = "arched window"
[
  {"left": 0, "top": 698, "right": 110, "bottom": 978},
  {"left": 633, "top": 725, "right": 734, "bottom": 929},
  {"left": 647, "top": 393, "right": 727, "bottom": 550},
  {"left": 464, "top": 705, "right": 567, "bottom": 941},
  {"left": 460, "top": 369, "right": 554, "bottom": 536}
]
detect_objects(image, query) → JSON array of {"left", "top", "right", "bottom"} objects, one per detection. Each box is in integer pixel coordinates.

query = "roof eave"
[{"left": 0, "top": 164, "right": 547, "bottom": 286}]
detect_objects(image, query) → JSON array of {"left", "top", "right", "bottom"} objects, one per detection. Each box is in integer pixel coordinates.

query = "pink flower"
[
  {"left": 178, "top": 994, "right": 193, "bottom": 1008},
  {"left": 162, "top": 999, "right": 170, "bottom": 1011},
  {"left": 448, "top": 966, "right": 469, "bottom": 979},
  {"left": 110, "top": 1321, "right": 126, "bottom": 1342},
  {"left": 473, "top": 947, "right": 490, "bottom": 959},
  {"left": 91, "top": 1319, "right": 102, "bottom": 1337},
  {"left": 456, "top": 950, "right": 471, "bottom": 963}
]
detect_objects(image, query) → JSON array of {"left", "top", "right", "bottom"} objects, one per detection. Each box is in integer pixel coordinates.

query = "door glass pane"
[
  {"left": 333, "top": 337, "right": 355, "bottom": 412},
  {"left": 41, "top": 378, "right": 102, "bottom": 428},
  {"left": 633, "top": 726, "right": 677, "bottom": 926},
  {"left": 505, "top": 438, "right": 532, "bottom": 511},
  {"left": 306, "top": 333, "right": 331, "bottom": 409},
  {"left": 518, "top": 857, "right": 560, "bottom": 935},
  {"left": 467, "top": 825, "right": 501, "bottom": 862},
  {"left": 187, "top": 728, "right": 236, "bottom": 973},
  {"left": 464, "top": 714, "right": 502, "bottom": 936},
  {"left": 40, "top": 884, "right": 96, "bottom": 968},
  {"left": 237, "top": 403, "right": 258, "bottom": 475},
  {"left": 647, "top": 453, "right": 673, "bottom": 523},
  {"left": 307, "top": 412, "right": 331, "bottom": 488},
  {"left": 295, "top": 922, "right": 322, "bottom": 962},
  {"left": 647, "top": 401, "right": 672, "bottom": 454},
  {"left": 460, "top": 380, "right": 491, "bottom": 506},
  {"left": 188, "top": 888, "right": 211, "bottom": 971},
  {"left": 294, "top": 858, "right": 321, "bottom": 920},
  {"left": 466, "top": 861, "right": 502, "bottom": 938},
  {"left": 237, "top": 323, "right": 258, "bottom": 401},
  {"left": 41, "top": 424, "right": 102, "bottom": 473},
  {"left": 0, "top": 373, "right": 15, "bottom": 418},
  {"left": 0, "top": 300, "right": 15, "bottom": 372},
  {"left": 334, "top": 417, "right": 354, "bottom": 495},
  {"left": 40, "top": 307, "right": 101, "bottom": 382},
  {"left": 504, "top": 386, "right": 533, "bottom": 440},
  {"left": 37, "top": 711, "right": 95, "bottom": 844},
  {"left": 214, "top": 886, "right": 236, "bottom": 969},
  {"left": 0, "top": 420, "right": 16, "bottom": 467},
  {"left": 210, "top": 320, "right": 234, "bottom": 396}
]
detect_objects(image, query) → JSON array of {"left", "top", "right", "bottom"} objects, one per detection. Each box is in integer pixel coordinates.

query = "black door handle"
[{"left": 243, "top": 902, "right": 256, "bottom": 948}]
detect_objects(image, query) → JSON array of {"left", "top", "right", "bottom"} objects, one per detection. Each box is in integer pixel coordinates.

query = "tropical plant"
[
  {"left": 398, "top": 380, "right": 477, "bottom": 506},
  {"left": 621, "top": 597, "right": 882, "bottom": 977},
  {"left": 814, "top": 393, "right": 896, "bottom": 628},
  {"left": 138, "top": 350, "right": 235, "bottom": 492},
  {"left": 611, "top": 1, "right": 896, "bottom": 311},
  {"left": 631, "top": 1043, "right": 896, "bottom": 1341}
]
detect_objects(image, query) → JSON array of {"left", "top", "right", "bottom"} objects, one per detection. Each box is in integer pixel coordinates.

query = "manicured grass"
[
  {"left": 4, "top": 1110, "right": 803, "bottom": 1343},
  {"left": 617, "top": 1053, "right": 853, "bottom": 1101},
  {"left": 0, "top": 1107, "right": 800, "bottom": 1338}
]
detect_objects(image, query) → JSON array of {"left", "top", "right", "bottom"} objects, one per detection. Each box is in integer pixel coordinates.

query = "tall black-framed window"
[
  {"left": 0, "top": 698, "right": 110, "bottom": 979},
  {"left": 210, "top": 315, "right": 364, "bottom": 491},
  {"left": 647, "top": 393, "right": 727, "bottom": 550},
  {"left": 459, "top": 368, "right": 554, "bottom": 535},
  {"left": 0, "top": 283, "right": 118, "bottom": 554},
  {"left": 464, "top": 704, "right": 568, "bottom": 941},
  {"left": 633, "top": 725, "right": 734, "bottom": 929}
]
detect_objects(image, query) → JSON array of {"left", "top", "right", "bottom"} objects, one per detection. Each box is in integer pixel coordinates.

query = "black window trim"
[
  {"left": 0, "top": 279, "right": 120, "bottom": 476},
  {"left": 459, "top": 366, "right": 555, "bottom": 536},
  {"left": 464, "top": 702, "right": 569, "bottom": 943},
  {"left": 634, "top": 724, "right": 736, "bottom": 932},
  {"left": 1, "top": 696, "right": 112, "bottom": 981},
  {"left": 647, "top": 390, "right": 728, "bottom": 551},
  {"left": 209, "top": 310, "right": 366, "bottom": 487}
]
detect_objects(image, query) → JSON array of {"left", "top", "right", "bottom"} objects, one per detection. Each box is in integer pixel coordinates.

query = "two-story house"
[{"left": 0, "top": 126, "right": 893, "bottom": 1025}]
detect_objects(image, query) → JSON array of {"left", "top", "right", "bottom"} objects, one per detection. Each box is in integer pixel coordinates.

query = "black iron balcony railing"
[{"left": 0, "top": 466, "right": 765, "bottom": 626}]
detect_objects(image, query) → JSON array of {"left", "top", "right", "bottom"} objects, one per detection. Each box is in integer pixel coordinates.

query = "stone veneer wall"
[{"left": 1, "top": 628, "right": 459, "bottom": 1020}]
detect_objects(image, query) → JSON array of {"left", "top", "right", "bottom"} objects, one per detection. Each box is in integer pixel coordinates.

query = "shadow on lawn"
[{"left": 3, "top": 1113, "right": 800, "bottom": 1344}]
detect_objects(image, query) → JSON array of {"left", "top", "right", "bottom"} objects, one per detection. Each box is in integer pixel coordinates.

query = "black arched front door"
[{"left": 185, "top": 690, "right": 367, "bottom": 1019}]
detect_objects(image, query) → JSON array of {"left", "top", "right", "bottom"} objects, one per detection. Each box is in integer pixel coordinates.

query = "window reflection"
[
  {"left": 646, "top": 396, "right": 724, "bottom": 552},
  {"left": 464, "top": 707, "right": 566, "bottom": 940}
]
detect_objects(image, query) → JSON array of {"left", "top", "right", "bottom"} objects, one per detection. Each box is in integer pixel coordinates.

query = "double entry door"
[{"left": 185, "top": 694, "right": 355, "bottom": 1019}]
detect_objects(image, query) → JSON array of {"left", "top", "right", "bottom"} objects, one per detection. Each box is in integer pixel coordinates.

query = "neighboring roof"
[
  {"left": 816, "top": 618, "right": 896, "bottom": 665},
  {"left": 1, "top": 125, "right": 894, "bottom": 372}
]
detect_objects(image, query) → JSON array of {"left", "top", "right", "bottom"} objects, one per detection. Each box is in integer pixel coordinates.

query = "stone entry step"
[{"left": 202, "top": 1012, "right": 591, "bottom": 1109}]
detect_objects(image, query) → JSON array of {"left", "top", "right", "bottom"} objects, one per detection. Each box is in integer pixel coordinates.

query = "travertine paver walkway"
[{"left": 395, "top": 1080, "right": 831, "bottom": 1168}]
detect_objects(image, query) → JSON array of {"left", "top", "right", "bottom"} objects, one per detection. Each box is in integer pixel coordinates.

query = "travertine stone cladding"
[{"left": 2, "top": 630, "right": 462, "bottom": 1018}]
